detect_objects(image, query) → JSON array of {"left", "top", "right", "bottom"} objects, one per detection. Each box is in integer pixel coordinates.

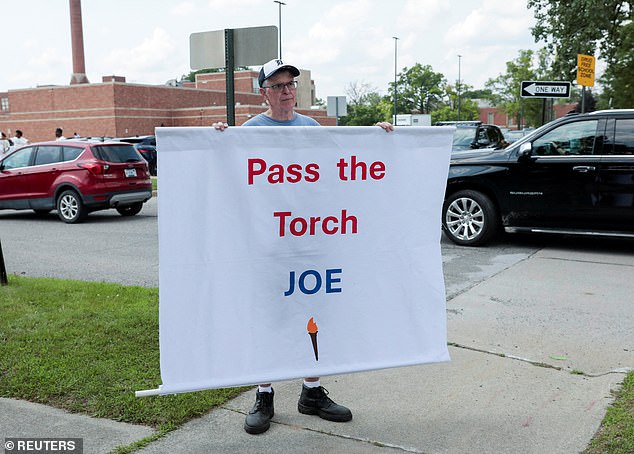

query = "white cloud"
[
  {"left": 171, "top": 2, "right": 195, "bottom": 16},
  {"left": 101, "top": 28, "right": 178, "bottom": 82},
  {"left": 398, "top": 0, "right": 449, "bottom": 30},
  {"left": 207, "top": 0, "right": 260, "bottom": 8},
  {"left": 289, "top": 0, "right": 373, "bottom": 65}
]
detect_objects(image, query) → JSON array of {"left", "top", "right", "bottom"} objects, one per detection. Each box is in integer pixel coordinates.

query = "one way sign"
[{"left": 521, "top": 81, "right": 571, "bottom": 98}]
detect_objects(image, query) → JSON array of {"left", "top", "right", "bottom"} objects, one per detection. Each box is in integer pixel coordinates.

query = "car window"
[
  {"left": 532, "top": 120, "right": 598, "bottom": 156},
  {"left": 453, "top": 128, "right": 476, "bottom": 148},
  {"left": 34, "top": 146, "right": 62, "bottom": 166},
  {"left": 92, "top": 144, "right": 141, "bottom": 163},
  {"left": 605, "top": 119, "right": 634, "bottom": 155},
  {"left": 2, "top": 147, "right": 34, "bottom": 169},
  {"left": 63, "top": 146, "right": 83, "bottom": 161},
  {"left": 505, "top": 131, "right": 524, "bottom": 141}
]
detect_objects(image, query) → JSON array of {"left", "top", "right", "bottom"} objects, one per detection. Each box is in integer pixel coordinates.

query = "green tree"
[
  {"left": 314, "top": 97, "right": 326, "bottom": 109},
  {"left": 339, "top": 81, "right": 391, "bottom": 126},
  {"left": 432, "top": 83, "right": 480, "bottom": 123},
  {"left": 485, "top": 49, "right": 549, "bottom": 127},
  {"left": 528, "top": 0, "right": 633, "bottom": 107},
  {"left": 391, "top": 64, "right": 447, "bottom": 114},
  {"left": 463, "top": 88, "right": 495, "bottom": 101},
  {"left": 599, "top": 20, "right": 634, "bottom": 108}
]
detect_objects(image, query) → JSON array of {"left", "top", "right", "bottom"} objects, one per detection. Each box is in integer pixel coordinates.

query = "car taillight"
[{"left": 78, "top": 161, "right": 108, "bottom": 175}]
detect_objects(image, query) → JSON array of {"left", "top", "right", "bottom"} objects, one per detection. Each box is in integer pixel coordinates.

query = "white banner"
[{"left": 153, "top": 126, "right": 453, "bottom": 394}]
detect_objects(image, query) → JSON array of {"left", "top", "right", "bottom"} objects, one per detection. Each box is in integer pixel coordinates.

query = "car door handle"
[{"left": 573, "top": 166, "right": 596, "bottom": 173}]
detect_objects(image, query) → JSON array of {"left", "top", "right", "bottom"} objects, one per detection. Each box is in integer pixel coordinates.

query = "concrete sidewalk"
[{"left": 2, "top": 247, "right": 631, "bottom": 453}]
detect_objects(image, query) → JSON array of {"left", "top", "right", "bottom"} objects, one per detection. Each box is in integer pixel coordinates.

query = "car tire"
[
  {"left": 442, "top": 190, "right": 498, "bottom": 246},
  {"left": 116, "top": 202, "right": 143, "bottom": 217},
  {"left": 56, "top": 190, "right": 86, "bottom": 224}
]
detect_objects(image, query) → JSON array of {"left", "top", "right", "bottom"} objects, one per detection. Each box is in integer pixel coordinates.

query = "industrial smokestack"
[{"left": 69, "top": 0, "right": 89, "bottom": 84}]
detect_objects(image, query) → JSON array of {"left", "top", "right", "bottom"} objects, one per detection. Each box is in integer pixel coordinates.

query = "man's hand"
[
  {"left": 213, "top": 122, "right": 229, "bottom": 131},
  {"left": 375, "top": 122, "right": 394, "bottom": 132}
]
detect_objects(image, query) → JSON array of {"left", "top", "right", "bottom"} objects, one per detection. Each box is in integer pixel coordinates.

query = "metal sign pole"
[
  {"left": 224, "top": 29, "right": 236, "bottom": 126},
  {"left": 0, "top": 239, "right": 8, "bottom": 286}
]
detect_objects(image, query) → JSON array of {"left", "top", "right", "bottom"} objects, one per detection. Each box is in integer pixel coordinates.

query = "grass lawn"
[
  {"left": 0, "top": 275, "right": 246, "bottom": 433},
  {"left": 583, "top": 371, "right": 634, "bottom": 454},
  {"left": 0, "top": 275, "right": 631, "bottom": 452}
]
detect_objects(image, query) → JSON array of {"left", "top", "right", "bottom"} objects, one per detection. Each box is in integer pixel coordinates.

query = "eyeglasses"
[{"left": 264, "top": 80, "right": 298, "bottom": 91}]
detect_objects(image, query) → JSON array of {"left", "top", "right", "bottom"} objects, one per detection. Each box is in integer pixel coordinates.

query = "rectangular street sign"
[
  {"left": 521, "top": 81, "right": 571, "bottom": 98},
  {"left": 577, "top": 54, "right": 595, "bottom": 87},
  {"left": 190, "top": 26, "right": 278, "bottom": 70},
  {"left": 327, "top": 96, "right": 347, "bottom": 117}
]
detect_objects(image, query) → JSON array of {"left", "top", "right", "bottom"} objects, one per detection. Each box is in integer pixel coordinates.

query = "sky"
[{"left": 0, "top": 0, "right": 543, "bottom": 100}]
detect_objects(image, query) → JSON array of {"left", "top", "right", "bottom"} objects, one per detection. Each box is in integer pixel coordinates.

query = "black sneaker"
[
  {"left": 297, "top": 385, "right": 352, "bottom": 422},
  {"left": 244, "top": 389, "right": 274, "bottom": 434}
]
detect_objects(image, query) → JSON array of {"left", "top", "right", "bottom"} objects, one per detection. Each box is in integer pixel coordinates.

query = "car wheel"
[
  {"left": 442, "top": 190, "right": 498, "bottom": 246},
  {"left": 56, "top": 190, "right": 86, "bottom": 224},
  {"left": 116, "top": 202, "right": 143, "bottom": 217}
]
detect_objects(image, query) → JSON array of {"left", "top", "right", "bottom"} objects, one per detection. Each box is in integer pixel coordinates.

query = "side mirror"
[{"left": 518, "top": 142, "right": 533, "bottom": 159}]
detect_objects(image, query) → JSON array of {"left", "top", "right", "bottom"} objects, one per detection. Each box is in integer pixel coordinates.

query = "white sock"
[
  {"left": 258, "top": 385, "right": 272, "bottom": 393},
  {"left": 303, "top": 380, "right": 321, "bottom": 388}
]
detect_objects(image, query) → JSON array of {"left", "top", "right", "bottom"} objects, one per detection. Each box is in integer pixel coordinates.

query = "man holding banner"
[
  {"left": 214, "top": 58, "right": 394, "bottom": 435},
  {"left": 152, "top": 63, "right": 451, "bottom": 437}
]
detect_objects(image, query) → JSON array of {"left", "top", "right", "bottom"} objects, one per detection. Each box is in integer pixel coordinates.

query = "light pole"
[
  {"left": 457, "top": 54, "right": 462, "bottom": 121},
  {"left": 274, "top": 1, "right": 286, "bottom": 59},
  {"left": 393, "top": 36, "right": 399, "bottom": 123}
]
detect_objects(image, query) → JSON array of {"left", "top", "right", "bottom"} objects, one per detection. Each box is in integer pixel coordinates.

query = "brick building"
[
  {"left": 0, "top": 69, "right": 333, "bottom": 142},
  {"left": 478, "top": 100, "right": 578, "bottom": 130}
]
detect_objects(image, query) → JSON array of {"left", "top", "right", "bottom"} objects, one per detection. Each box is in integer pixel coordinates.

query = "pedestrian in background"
[
  {"left": 12, "top": 130, "right": 28, "bottom": 147},
  {"left": 0, "top": 132, "right": 12, "bottom": 155},
  {"left": 55, "top": 128, "right": 66, "bottom": 141}
]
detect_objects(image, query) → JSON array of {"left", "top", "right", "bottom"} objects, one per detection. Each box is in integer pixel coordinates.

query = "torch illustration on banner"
[{"left": 307, "top": 317, "right": 319, "bottom": 361}]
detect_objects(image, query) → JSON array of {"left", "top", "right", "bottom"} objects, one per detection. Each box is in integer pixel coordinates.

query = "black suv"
[
  {"left": 436, "top": 121, "right": 507, "bottom": 152},
  {"left": 442, "top": 109, "right": 634, "bottom": 246},
  {"left": 116, "top": 136, "right": 157, "bottom": 175}
]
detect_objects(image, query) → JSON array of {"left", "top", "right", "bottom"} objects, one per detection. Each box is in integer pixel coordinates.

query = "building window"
[
  {"left": 0, "top": 97, "right": 8, "bottom": 112},
  {"left": 487, "top": 112, "right": 494, "bottom": 124}
]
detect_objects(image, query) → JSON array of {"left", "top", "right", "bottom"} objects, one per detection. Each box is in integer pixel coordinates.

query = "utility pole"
[
  {"left": 457, "top": 54, "right": 462, "bottom": 121},
  {"left": 274, "top": 1, "right": 286, "bottom": 59},
  {"left": 392, "top": 36, "right": 399, "bottom": 123}
]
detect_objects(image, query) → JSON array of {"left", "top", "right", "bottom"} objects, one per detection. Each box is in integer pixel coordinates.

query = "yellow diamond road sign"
[{"left": 577, "top": 54, "right": 595, "bottom": 87}]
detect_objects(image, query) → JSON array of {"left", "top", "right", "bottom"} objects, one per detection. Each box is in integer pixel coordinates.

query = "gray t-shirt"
[{"left": 242, "top": 112, "right": 320, "bottom": 127}]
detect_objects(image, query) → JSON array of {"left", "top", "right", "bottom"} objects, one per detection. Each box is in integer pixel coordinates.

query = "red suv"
[{"left": 0, "top": 140, "right": 152, "bottom": 223}]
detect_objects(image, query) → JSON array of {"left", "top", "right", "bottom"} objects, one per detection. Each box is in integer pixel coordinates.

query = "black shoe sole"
[{"left": 298, "top": 403, "right": 353, "bottom": 422}]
